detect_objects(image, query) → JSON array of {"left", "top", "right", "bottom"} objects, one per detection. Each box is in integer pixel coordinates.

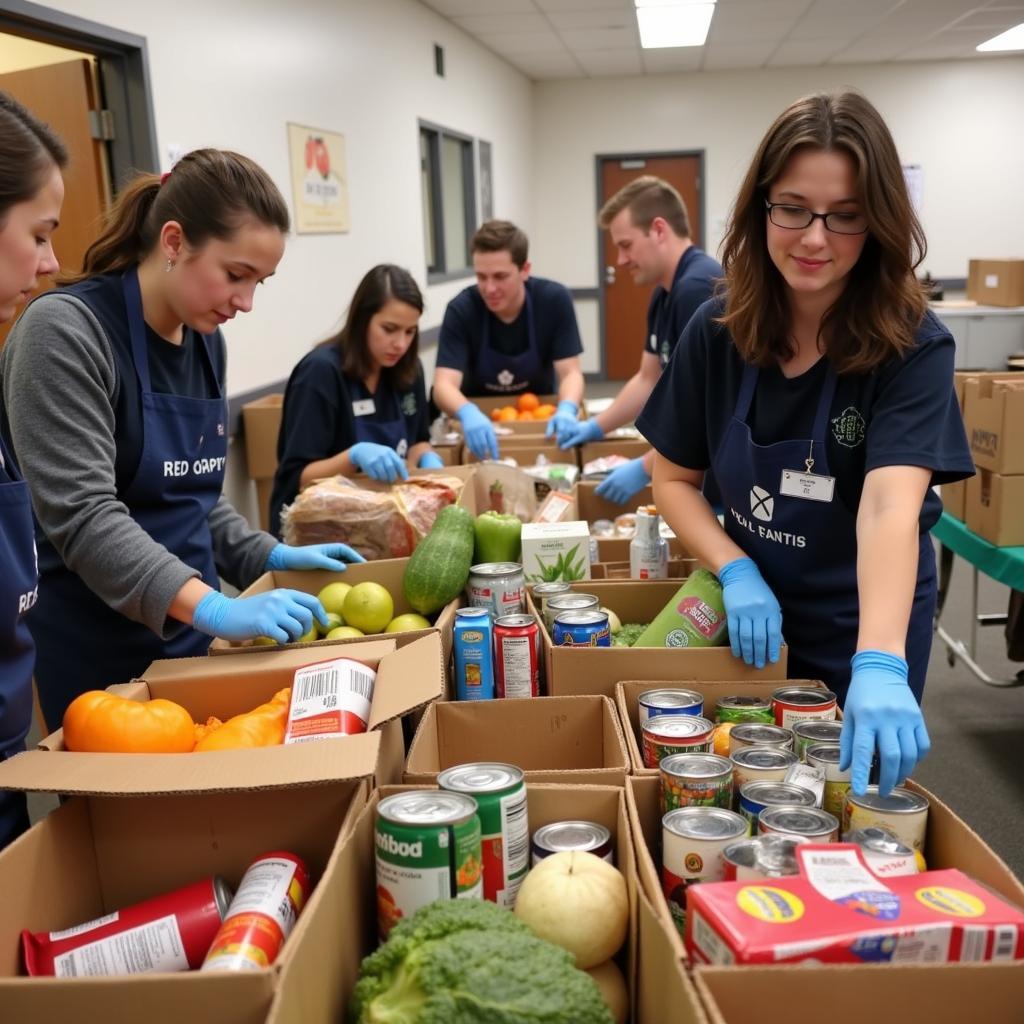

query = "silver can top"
[
  {"left": 470, "top": 562, "right": 524, "bottom": 577},
  {"left": 723, "top": 835, "right": 802, "bottom": 875},
  {"left": 660, "top": 753, "right": 732, "bottom": 779},
  {"left": 211, "top": 876, "right": 235, "bottom": 920},
  {"left": 640, "top": 688, "right": 703, "bottom": 709},
  {"left": 532, "top": 582, "right": 572, "bottom": 597},
  {"left": 663, "top": 806, "right": 749, "bottom": 842},
  {"left": 493, "top": 614, "right": 537, "bottom": 629},
  {"left": 378, "top": 790, "right": 479, "bottom": 826},
  {"left": 437, "top": 762, "right": 525, "bottom": 794},
  {"left": 805, "top": 743, "right": 842, "bottom": 766},
  {"left": 547, "top": 593, "right": 599, "bottom": 611},
  {"left": 759, "top": 806, "right": 839, "bottom": 837},
  {"left": 793, "top": 720, "right": 843, "bottom": 742},
  {"left": 771, "top": 686, "right": 837, "bottom": 707},
  {"left": 456, "top": 606, "right": 491, "bottom": 619},
  {"left": 553, "top": 610, "right": 609, "bottom": 627},
  {"left": 845, "top": 826, "right": 915, "bottom": 857},
  {"left": 717, "top": 695, "right": 772, "bottom": 711},
  {"left": 731, "top": 747, "right": 799, "bottom": 770},
  {"left": 731, "top": 723, "right": 794, "bottom": 745},
  {"left": 644, "top": 714, "right": 714, "bottom": 739},
  {"left": 532, "top": 820, "right": 611, "bottom": 855},
  {"left": 740, "top": 781, "right": 817, "bottom": 807},
  {"left": 847, "top": 786, "right": 930, "bottom": 815}
]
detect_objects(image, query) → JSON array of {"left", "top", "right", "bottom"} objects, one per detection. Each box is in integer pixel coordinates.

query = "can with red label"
[
  {"left": 493, "top": 614, "right": 540, "bottom": 698},
  {"left": 201, "top": 852, "right": 310, "bottom": 971},
  {"left": 22, "top": 876, "right": 233, "bottom": 977},
  {"left": 642, "top": 714, "right": 715, "bottom": 769},
  {"left": 771, "top": 686, "right": 837, "bottom": 730},
  {"left": 285, "top": 657, "right": 377, "bottom": 742}
]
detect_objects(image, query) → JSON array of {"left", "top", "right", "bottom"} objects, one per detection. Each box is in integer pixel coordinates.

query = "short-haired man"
[
  {"left": 561, "top": 177, "right": 721, "bottom": 504},
  {"left": 433, "top": 220, "right": 585, "bottom": 460}
]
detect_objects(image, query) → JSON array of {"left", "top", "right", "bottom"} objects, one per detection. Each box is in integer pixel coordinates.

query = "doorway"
[{"left": 596, "top": 151, "right": 704, "bottom": 381}]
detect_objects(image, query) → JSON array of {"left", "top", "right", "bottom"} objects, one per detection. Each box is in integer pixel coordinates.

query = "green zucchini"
[{"left": 402, "top": 504, "right": 475, "bottom": 614}]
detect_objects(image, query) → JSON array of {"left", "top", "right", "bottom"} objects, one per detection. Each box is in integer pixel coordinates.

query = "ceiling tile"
[
  {"left": 640, "top": 46, "right": 704, "bottom": 73},
  {"left": 558, "top": 26, "right": 637, "bottom": 50},
  {"left": 827, "top": 37, "right": 912, "bottom": 62},
  {"left": 506, "top": 51, "right": 586, "bottom": 79},
  {"left": 575, "top": 48, "right": 645, "bottom": 75},
  {"left": 545, "top": 10, "right": 636, "bottom": 31},
  {"left": 870, "top": 0, "right": 988, "bottom": 33},
  {"left": 896, "top": 44, "right": 985, "bottom": 59},
  {"left": 421, "top": 0, "right": 537, "bottom": 15},
  {"left": 702, "top": 43, "right": 775, "bottom": 69},
  {"left": 452, "top": 12, "right": 551, "bottom": 34},
  {"left": 476, "top": 30, "right": 569, "bottom": 55},
  {"left": 533, "top": 0, "right": 631, "bottom": 11},
  {"left": 765, "top": 39, "right": 838, "bottom": 65}
]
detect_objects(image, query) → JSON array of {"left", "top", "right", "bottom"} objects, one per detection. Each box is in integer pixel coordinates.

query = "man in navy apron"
[{"left": 432, "top": 220, "right": 584, "bottom": 460}]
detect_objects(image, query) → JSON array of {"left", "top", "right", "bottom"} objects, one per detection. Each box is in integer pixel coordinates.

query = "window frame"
[{"left": 418, "top": 119, "right": 476, "bottom": 284}]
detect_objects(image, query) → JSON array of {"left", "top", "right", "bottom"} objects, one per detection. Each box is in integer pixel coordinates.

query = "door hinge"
[{"left": 89, "top": 109, "right": 115, "bottom": 141}]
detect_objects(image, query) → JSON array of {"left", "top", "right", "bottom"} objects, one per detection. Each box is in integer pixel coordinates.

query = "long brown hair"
[
  {"left": 322, "top": 264, "right": 423, "bottom": 392},
  {"left": 718, "top": 91, "right": 927, "bottom": 374},
  {"left": 0, "top": 91, "right": 67, "bottom": 221},
  {"left": 61, "top": 148, "right": 289, "bottom": 284}
]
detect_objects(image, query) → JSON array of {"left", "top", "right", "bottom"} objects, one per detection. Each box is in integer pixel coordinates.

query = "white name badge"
[
  {"left": 352, "top": 399, "right": 376, "bottom": 417},
  {"left": 780, "top": 468, "right": 835, "bottom": 503}
]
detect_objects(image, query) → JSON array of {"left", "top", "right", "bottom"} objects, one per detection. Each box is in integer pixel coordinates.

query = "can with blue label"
[
  {"left": 638, "top": 688, "right": 704, "bottom": 726},
  {"left": 552, "top": 609, "right": 611, "bottom": 648},
  {"left": 453, "top": 607, "right": 495, "bottom": 701},
  {"left": 738, "top": 780, "right": 816, "bottom": 832}
]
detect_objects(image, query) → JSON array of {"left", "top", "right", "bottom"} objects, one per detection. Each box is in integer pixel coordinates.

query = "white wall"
[{"left": 531, "top": 57, "right": 1024, "bottom": 289}]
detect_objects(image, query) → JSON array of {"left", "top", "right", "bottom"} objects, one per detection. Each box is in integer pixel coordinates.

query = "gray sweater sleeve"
[
  {"left": 2, "top": 294, "right": 199, "bottom": 638},
  {"left": 209, "top": 494, "right": 277, "bottom": 590}
]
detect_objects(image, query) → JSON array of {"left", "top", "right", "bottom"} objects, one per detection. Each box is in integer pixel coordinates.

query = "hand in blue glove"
[
  {"left": 266, "top": 543, "right": 365, "bottom": 572},
  {"left": 457, "top": 403, "right": 499, "bottom": 461},
  {"left": 840, "top": 650, "right": 930, "bottom": 797},
  {"left": 349, "top": 442, "right": 409, "bottom": 483},
  {"left": 594, "top": 457, "right": 650, "bottom": 505},
  {"left": 555, "top": 412, "right": 604, "bottom": 450},
  {"left": 544, "top": 401, "right": 582, "bottom": 447},
  {"left": 192, "top": 589, "right": 328, "bottom": 644},
  {"left": 418, "top": 451, "right": 445, "bottom": 470},
  {"left": 718, "top": 556, "right": 782, "bottom": 669}
]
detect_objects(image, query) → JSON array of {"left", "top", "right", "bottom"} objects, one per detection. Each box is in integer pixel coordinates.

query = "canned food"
[
  {"left": 493, "top": 614, "right": 540, "bottom": 698},
  {"left": 544, "top": 593, "right": 600, "bottom": 632},
  {"left": 758, "top": 805, "right": 839, "bottom": 843},
  {"left": 662, "top": 806, "right": 748, "bottom": 934},
  {"left": 783, "top": 762, "right": 826, "bottom": 807},
  {"left": 202, "top": 852, "right": 310, "bottom": 971},
  {"left": 642, "top": 714, "right": 715, "bottom": 769},
  {"left": 722, "top": 835, "right": 803, "bottom": 881},
  {"left": 468, "top": 562, "right": 526, "bottom": 618},
  {"left": 845, "top": 826, "right": 921, "bottom": 876},
  {"left": 738, "top": 780, "right": 815, "bottom": 831},
  {"left": 531, "top": 821, "right": 613, "bottom": 867},
  {"left": 285, "top": 657, "right": 377, "bottom": 742},
  {"left": 532, "top": 582, "right": 571, "bottom": 627},
  {"left": 728, "top": 722, "right": 794, "bottom": 755},
  {"left": 454, "top": 607, "right": 495, "bottom": 701},
  {"left": 552, "top": 609, "right": 611, "bottom": 648},
  {"left": 715, "top": 695, "right": 775, "bottom": 725},
  {"left": 793, "top": 719, "right": 843, "bottom": 760},
  {"left": 771, "top": 686, "right": 838, "bottom": 730},
  {"left": 375, "top": 791, "right": 483, "bottom": 939},
  {"left": 659, "top": 753, "right": 733, "bottom": 813},
  {"left": 843, "top": 787, "right": 929, "bottom": 852},
  {"left": 638, "top": 687, "right": 704, "bottom": 726},
  {"left": 805, "top": 743, "right": 849, "bottom": 818},
  {"left": 438, "top": 763, "right": 529, "bottom": 908},
  {"left": 730, "top": 746, "right": 799, "bottom": 801}
]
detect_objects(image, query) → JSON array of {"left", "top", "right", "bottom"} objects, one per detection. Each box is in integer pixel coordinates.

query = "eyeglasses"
[{"left": 765, "top": 199, "right": 868, "bottom": 236}]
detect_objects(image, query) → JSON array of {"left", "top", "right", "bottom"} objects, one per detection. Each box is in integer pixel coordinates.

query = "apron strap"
[
  {"left": 481, "top": 287, "right": 536, "bottom": 359},
  {"left": 735, "top": 361, "right": 759, "bottom": 421},
  {"left": 735, "top": 357, "right": 838, "bottom": 444}
]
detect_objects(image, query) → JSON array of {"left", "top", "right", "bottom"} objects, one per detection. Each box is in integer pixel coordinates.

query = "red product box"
[{"left": 686, "top": 844, "right": 1024, "bottom": 966}]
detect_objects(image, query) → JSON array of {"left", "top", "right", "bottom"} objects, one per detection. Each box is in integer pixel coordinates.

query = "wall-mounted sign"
[{"left": 287, "top": 122, "right": 349, "bottom": 234}]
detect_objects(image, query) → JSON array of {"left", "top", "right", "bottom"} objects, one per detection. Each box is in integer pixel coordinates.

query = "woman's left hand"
[{"left": 265, "top": 543, "right": 365, "bottom": 572}]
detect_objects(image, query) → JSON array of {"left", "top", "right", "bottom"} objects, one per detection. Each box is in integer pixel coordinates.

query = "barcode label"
[
  {"left": 993, "top": 925, "right": 1018, "bottom": 960},
  {"left": 286, "top": 659, "right": 376, "bottom": 742},
  {"left": 502, "top": 793, "right": 529, "bottom": 872},
  {"left": 693, "top": 912, "right": 734, "bottom": 965},
  {"left": 960, "top": 925, "right": 986, "bottom": 961},
  {"left": 295, "top": 666, "right": 374, "bottom": 703},
  {"left": 50, "top": 911, "right": 119, "bottom": 941}
]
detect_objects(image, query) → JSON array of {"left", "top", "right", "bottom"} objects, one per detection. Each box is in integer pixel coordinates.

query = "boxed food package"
[
  {"left": 965, "top": 469, "right": 1024, "bottom": 547},
  {"left": 966, "top": 259, "right": 1024, "bottom": 307},
  {"left": 521, "top": 520, "right": 592, "bottom": 583},
  {"left": 963, "top": 377, "right": 1024, "bottom": 474},
  {"left": 532, "top": 489, "right": 576, "bottom": 524}
]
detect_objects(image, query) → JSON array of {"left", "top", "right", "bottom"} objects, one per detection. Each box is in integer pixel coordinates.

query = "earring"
[{"left": 165, "top": 258, "right": 175, "bottom": 273}]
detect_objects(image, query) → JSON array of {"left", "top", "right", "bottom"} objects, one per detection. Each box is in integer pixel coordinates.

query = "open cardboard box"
[
  {"left": 208, "top": 557, "right": 457, "bottom": 668},
  {"left": 592, "top": 558, "right": 697, "bottom": 581},
  {"left": 580, "top": 436, "right": 650, "bottom": 469},
  {"left": 527, "top": 580, "right": 788, "bottom": 698},
  {"left": 615, "top": 679, "right": 830, "bottom": 775},
  {"left": 463, "top": 436, "right": 573, "bottom": 467},
  {"left": 0, "top": 747, "right": 370, "bottom": 1023},
  {"left": 402, "top": 694, "right": 630, "bottom": 786},
  {"left": 450, "top": 393, "right": 588, "bottom": 437},
  {"left": 595, "top": 536, "right": 692, "bottom": 563},
  {"left": 9, "top": 635, "right": 443, "bottom": 790},
  {"left": 963, "top": 376, "right": 1024, "bottom": 475},
  {"left": 573, "top": 480, "right": 655, "bottom": 525},
  {"left": 241, "top": 393, "right": 283, "bottom": 481}
]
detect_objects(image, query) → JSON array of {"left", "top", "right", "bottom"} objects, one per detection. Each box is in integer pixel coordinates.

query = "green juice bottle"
[{"left": 633, "top": 568, "right": 728, "bottom": 648}]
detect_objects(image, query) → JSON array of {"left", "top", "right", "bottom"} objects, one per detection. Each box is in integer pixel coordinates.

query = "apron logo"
[
  {"left": 401, "top": 393, "right": 417, "bottom": 417},
  {"left": 660, "top": 338, "right": 671, "bottom": 366},
  {"left": 750, "top": 485, "right": 774, "bottom": 522},
  {"left": 831, "top": 407, "right": 866, "bottom": 448},
  {"left": 396, "top": 438, "right": 409, "bottom": 458},
  {"left": 217, "top": 422, "right": 225, "bottom": 436},
  {"left": 497, "top": 369, "right": 514, "bottom": 387}
]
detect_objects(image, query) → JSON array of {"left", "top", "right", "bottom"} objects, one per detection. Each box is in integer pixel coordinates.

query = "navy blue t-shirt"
[
  {"left": 269, "top": 344, "right": 430, "bottom": 537},
  {"left": 436, "top": 276, "right": 582, "bottom": 396},
  {"left": 645, "top": 247, "right": 722, "bottom": 369},
  {"left": 637, "top": 298, "right": 974, "bottom": 529}
]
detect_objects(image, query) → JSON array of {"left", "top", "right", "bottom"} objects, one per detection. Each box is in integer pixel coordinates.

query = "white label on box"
[
  {"left": 50, "top": 911, "right": 119, "bottom": 940},
  {"left": 772, "top": 935, "right": 840, "bottom": 961},
  {"left": 286, "top": 658, "right": 375, "bottom": 743},
  {"left": 985, "top": 273, "right": 999, "bottom": 289},
  {"left": 53, "top": 915, "right": 188, "bottom": 976},
  {"left": 799, "top": 847, "right": 891, "bottom": 902},
  {"left": 692, "top": 911, "right": 735, "bottom": 965},
  {"left": 960, "top": 925, "right": 987, "bottom": 962},
  {"left": 992, "top": 924, "right": 1018, "bottom": 960},
  {"left": 890, "top": 924, "right": 951, "bottom": 963}
]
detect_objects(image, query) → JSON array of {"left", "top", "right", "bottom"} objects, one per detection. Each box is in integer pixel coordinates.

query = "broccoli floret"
[{"left": 350, "top": 899, "right": 614, "bottom": 1024}]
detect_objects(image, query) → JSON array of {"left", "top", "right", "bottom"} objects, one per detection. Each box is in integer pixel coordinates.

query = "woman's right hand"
[
  {"left": 718, "top": 556, "right": 783, "bottom": 669},
  {"left": 192, "top": 589, "right": 327, "bottom": 643},
  {"left": 349, "top": 442, "right": 409, "bottom": 483}
]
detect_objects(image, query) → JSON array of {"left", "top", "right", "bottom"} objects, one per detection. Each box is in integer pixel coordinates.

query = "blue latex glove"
[
  {"left": 841, "top": 650, "right": 930, "bottom": 797},
  {"left": 457, "top": 403, "right": 499, "bottom": 461},
  {"left": 718, "top": 556, "right": 783, "bottom": 669},
  {"left": 349, "top": 441, "right": 409, "bottom": 483},
  {"left": 545, "top": 401, "right": 581, "bottom": 447},
  {"left": 418, "top": 451, "right": 445, "bottom": 470},
  {"left": 594, "top": 457, "right": 650, "bottom": 505},
  {"left": 555, "top": 412, "right": 603, "bottom": 450},
  {"left": 192, "top": 589, "right": 328, "bottom": 644},
  {"left": 266, "top": 543, "right": 365, "bottom": 572}
]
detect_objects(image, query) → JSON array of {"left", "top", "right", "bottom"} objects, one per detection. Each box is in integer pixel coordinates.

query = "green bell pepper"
[{"left": 473, "top": 511, "right": 522, "bottom": 564}]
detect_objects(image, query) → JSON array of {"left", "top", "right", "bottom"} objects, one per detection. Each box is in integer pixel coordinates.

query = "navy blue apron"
[
  {"left": 0, "top": 435, "right": 35, "bottom": 848},
  {"left": 351, "top": 379, "right": 409, "bottom": 458},
  {"left": 473, "top": 289, "right": 548, "bottom": 396},
  {"left": 31, "top": 268, "right": 228, "bottom": 730},
  {"left": 713, "top": 360, "right": 935, "bottom": 704}
]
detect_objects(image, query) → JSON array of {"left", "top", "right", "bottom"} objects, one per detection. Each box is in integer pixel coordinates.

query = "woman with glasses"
[{"left": 637, "top": 92, "right": 972, "bottom": 800}]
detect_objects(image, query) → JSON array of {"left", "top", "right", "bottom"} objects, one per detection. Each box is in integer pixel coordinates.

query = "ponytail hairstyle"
[
  {"left": 0, "top": 91, "right": 67, "bottom": 223},
  {"left": 60, "top": 148, "right": 289, "bottom": 284}
]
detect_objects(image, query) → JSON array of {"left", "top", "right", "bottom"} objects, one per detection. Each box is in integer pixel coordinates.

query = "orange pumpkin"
[
  {"left": 517, "top": 392, "right": 540, "bottom": 413},
  {"left": 193, "top": 688, "right": 291, "bottom": 752},
  {"left": 63, "top": 691, "right": 196, "bottom": 753}
]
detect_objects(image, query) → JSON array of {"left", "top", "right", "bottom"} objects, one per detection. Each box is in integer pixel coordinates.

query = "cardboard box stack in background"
[
  {"left": 967, "top": 258, "right": 1024, "bottom": 308},
  {"left": 241, "top": 393, "right": 284, "bottom": 532}
]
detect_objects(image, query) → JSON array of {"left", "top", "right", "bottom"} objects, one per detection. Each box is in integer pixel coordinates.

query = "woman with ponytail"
[{"left": 0, "top": 149, "right": 362, "bottom": 732}]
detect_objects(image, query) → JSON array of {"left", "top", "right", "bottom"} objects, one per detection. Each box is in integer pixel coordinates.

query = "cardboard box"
[
  {"left": 6, "top": 635, "right": 442, "bottom": 790},
  {"left": 592, "top": 558, "right": 698, "bottom": 581},
  {"left": 965, "top": 469, "right": 1024, "bottom": 546},
  {"left": 615, "top": 678, "right": 828, "bottom": 775},
  {"left": 580, "top": 436, "right": 651, "bottom": 472},
  {"left": 528, "top": 581, "right": 788, "bottom": 698},
  {"left": 967, "top": 258, "right": 1024, "bottom": 307},
  {"left": 596, "top": 536, "right": 692, "bottom": 563},
  {"left": 521, "top": 520, "right": 591, "bottom": 584},
  {"left": 964, "top": 376, "right": 1024, "bottom": 474},
  {"left": 241, "top": 393, "right": 283, "bottom": 480},
  {"left": 464, "top": 436, "right": 571, "bottom": 467},
  {"left": 574, "top": 480, "right": 655, "bottom": 525},
  {"left": 942, "top": 479, "right": 966, "bottom": 521},
  {"left": 254, "top": 476, "right": 274, "bottom": 532},
  {"left": 208, "top": 557, "right": 458, "bottom": 666},
  {"left": 953, "top": 370, "right": 1023, "bottom": 412},
  {"left": 451, "top": 393, "right": 587, "bottom": 436},
  {"left": 431, "top": 441, "right": 463, "bottom": 466},
  {"left": 403, "top": 695, "right": 630, "bottom": 786}
]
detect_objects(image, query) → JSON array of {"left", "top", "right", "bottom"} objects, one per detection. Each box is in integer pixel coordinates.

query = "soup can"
[
  {"left": 544, "top": 592, "right": 600, "bottom": 632},
  {"left": 638, "top": 687, "right": 704, "bottom": 726},
  {"left": 715, "top": 696, "right": 775, "bottom": 725},
  {"left": 552, "top": 609, "right": 611, "bottom": 648},
  {"left": 728, "top": 722, "right": 794, "bottom": 755},
  {"left": 738, "top": 780, "right": 815, "bottom": 831},
  {"left": 771, "top": 686, "right": 838, "bottom": 730},
  {"left": 659, "top": 753, "right": 733, "bottom": 813},
  {"left": 793, "top": 719, "right": 843, "bottom": 761},
  {"left": 468, "top": 562, "right": 526, "bottom": 618},
  {"left": 805, "top": 743, "right": 850, "bottom": 819},
  {"left": 730, "top": 746, "right": 798, "bottom": 802},
  {"left": 642, "top": 714, "right": 715, "bottom": 769},
  {"left": 531, "top": 821, "right": 614, "bottom": 867},
  {"left": 845, "top": 826, "right": 921, "bottom": 877},
  {"left": 758, "top": 805, "right": 839, "bottom": 843},
  {"left": 722, "top": 834, "right": 803, "bottom": 881},
  {"left": 843, "top": 787, "right": 929, "bottom": 852}
]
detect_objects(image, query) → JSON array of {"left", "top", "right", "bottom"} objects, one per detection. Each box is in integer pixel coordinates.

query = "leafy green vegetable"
[
  {"left": 611, "top": 622, "right": 648, "bottom": 647},
  {"left": 349, "top": 899, "right": 613, "bottom": 1024}
]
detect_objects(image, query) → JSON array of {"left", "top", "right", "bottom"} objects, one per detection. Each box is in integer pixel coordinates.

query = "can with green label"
[
  {"left": 633, "top": 569, "right": 727, "bottom": 648},
  {"left": 715, "top": 696, "right": 775, "bottom": 725},
  {"left": 375, "top": 791, "right": 483, "bottom": 940}
]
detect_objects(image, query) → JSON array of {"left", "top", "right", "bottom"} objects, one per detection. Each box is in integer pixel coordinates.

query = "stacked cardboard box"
[
  {"left": 967, "top": 258, "right": 1024, "bottom": 308},
  {"left": 241, "top": 393, "right": 284, "bottom": 532}
]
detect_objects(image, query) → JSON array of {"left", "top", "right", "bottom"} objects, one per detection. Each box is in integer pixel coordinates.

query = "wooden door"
[
  {"left": 599, "top": 154, "right": 702, "bottom": 380},
  {"left": 0, "top": 59, "right": 109, "bottom": 348}
]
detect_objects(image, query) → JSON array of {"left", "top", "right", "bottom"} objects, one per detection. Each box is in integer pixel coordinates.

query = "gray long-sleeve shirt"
[{"left": 0, "top": 291, "right": 276, "bottom": 639}]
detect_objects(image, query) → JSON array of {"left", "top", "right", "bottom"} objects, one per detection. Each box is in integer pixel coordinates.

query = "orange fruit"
[
  {"left": 498, "top": 406, "right": 518, "bottom": 422},
  {"left": 490, "top": 407, "right": 502, "bottom": 422},
  {"left": 517, "top": 392, "right": 540, "bottom": 413},
  {"left": 517, "top": 410, "right": 534, "bottom": 421},
  {"left": 712, "top": 723, "right": 734, "bottom": 757},
  {"left": 533, "top": 404, "right": 556, "bottom": 420}
]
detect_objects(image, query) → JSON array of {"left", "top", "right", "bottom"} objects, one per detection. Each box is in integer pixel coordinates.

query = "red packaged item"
[
  {"left": 686, "top": 844, "right": 1024, "bottom": 966},
  {"left": 22, "top": 876, "right": 232, "bottom": 977},
  {"left": 284, "top": 657, "right": 377, "bottom": 743}
]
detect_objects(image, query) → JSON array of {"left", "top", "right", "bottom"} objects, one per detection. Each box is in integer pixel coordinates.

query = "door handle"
[{"left": 605, "top": 265, "right": 616, "bottom": 285}]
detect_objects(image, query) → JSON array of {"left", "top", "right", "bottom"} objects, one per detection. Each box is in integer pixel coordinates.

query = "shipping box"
[
  {"left": 592, "top": 558, "right": 697, "bottom": 581},
  {"left": 464, "top": 436, "right": 572, "bottom": 467},
  {"left": 241, "top": 393, "right": 284, "bottom": 481},
  {"left": 528, "top": 580, "right": 788, "bottom": 698},
  {"left": 449, "top": 393, "right": 587, "bottom": 436},
  {"left": 967, "top": 258, "right": 1024, "bottom": 307},
  {"left": 403, "top": 695, "right": 630, "bottom": 786},
  {"left": 963, "top": 376, "right": 1024, "bottom": 474},
  {"left": 579, "top": 435, "right": 650, "bottom": 470},
  {"left": 596, "top": 535, "right": 691, "bottom": 563},
  {"left": 574, "top": 479, "right": 655, "bottom": 524},
  {"left": 965, "top": 469, "right": 1024, "bottom": 547},
  {"left": 942, "top": 479, "right": 967, "bottom": 521}
]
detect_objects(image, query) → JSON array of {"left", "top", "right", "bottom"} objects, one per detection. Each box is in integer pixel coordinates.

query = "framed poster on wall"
[{"left": 287, "top": 122, "right": 349, "bottom": 233}]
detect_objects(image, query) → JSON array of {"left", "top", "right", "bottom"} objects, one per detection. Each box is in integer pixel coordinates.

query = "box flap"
[{"left": 367, "top": 632, "right": 444, "bottom": 730}]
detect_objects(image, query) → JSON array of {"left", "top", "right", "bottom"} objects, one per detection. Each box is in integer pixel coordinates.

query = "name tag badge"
[
  {"left": 780, "top": 468, "right": 835, "bottom": 503},
  {"left": 352, "top": 399, "right": 375, "bottom": 417}
]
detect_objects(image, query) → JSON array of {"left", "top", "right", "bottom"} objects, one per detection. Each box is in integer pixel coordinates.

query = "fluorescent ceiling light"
[
  {"left": 976, "top": 22, "right": 1024, "bottom": 51},
  {"left": 636, "top": 3, "right": 715, "bottom": 48}
]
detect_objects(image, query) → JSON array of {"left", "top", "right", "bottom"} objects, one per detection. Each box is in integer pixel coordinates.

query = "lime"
[
  {"left": 296, "top": 625, "right": 318, "bottom": 644},
  {"left": 317, "top": 581, "right": 352, "bottom": 619},
  {"left": 318, "top": 612, "right": 344, "bottom": 636},
  {"left": 386, "top": 613, "right": 431, "bottom": 633},
  {"left": 253, "top": 635, "right": 277, "bottom": 647},
  {"left": 327, "top": 625, "right": 365, "bottom": 640},
  {"left": 342, "top": 582, "right": 394, "bottom": 634}
]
